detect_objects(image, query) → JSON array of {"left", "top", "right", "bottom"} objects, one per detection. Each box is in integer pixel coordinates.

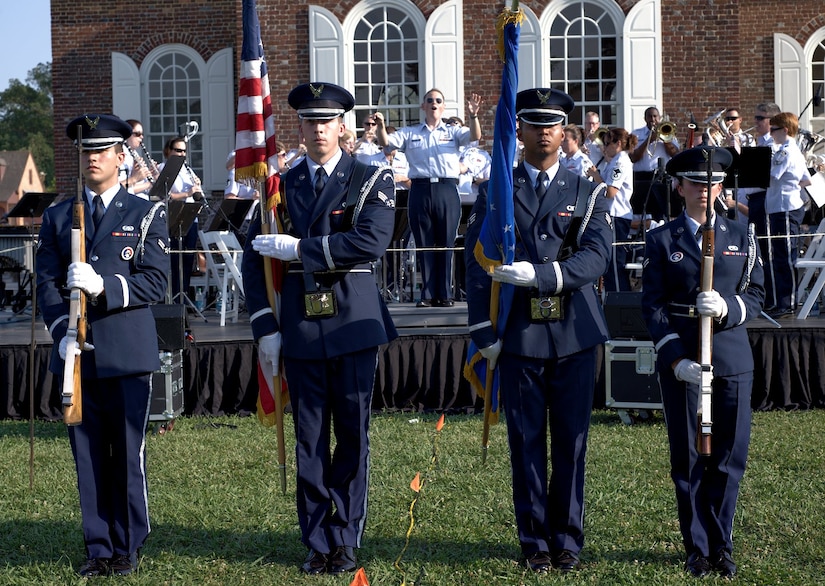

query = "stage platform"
[{"left": 2, "top": 303, "right": 824, "bottom": 421}]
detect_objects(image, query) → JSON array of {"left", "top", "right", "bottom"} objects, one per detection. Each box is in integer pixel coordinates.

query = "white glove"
[
  {"left": 252, "top": 234, "right": 301, "bottom": 261},
  {"left": 696, "top": 290, "right": 728, "bottom": 319},
  {"left": 673, "top": 359, "right": 704, "bottom": 386},
  {"left": 67, "top": 262, "right": 105, "bottom": 297},
  {"left": 258, "top": 332, "right": 282, "bottom": 384},
  {"left": 58, "top": 336, "right": 95, "bottom": 360},
  {"left": 478, "top": 340, "right": 502, "bottom": 370},
  {"left": 491, "top": 261, "right": 537, "bottom": 287}
]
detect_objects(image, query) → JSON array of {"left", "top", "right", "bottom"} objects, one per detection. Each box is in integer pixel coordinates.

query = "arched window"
[
  {"left": 810, "top": 37, "right": 825, "bottom": 140},
  {"left": 351, "top": 4, "right": 421, "bottom": 131},
  {"left": 547, "top": 1, "right": 618, "bottom": 126},
  {"left": 145, "top": 49, "right": 204, "bottom": 176}
]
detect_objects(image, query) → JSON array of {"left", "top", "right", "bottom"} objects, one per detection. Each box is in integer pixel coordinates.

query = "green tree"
[{"left": 0, "top": 62, "right": 54, "bottom": 189}]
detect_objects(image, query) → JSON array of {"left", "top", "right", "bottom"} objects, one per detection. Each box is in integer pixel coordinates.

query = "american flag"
[
  {"left": 235, "top": 0, "right": 279, "bottom": 207},
  {"left": 234, "top": 0, "right": 288, "bottom": 426}
]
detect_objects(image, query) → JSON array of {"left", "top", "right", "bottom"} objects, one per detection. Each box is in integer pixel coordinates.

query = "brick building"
[{"left": 51, "top": 0, "right": 825, "bottom": 196}]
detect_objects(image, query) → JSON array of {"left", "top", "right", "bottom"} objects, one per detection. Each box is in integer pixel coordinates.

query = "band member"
[
  {"left": 242, "top": 82, "right": 397, "bottom": 575},
  {"left": 630, "top": 106, "right": 680, "bottom": 221},
  {"left": 465, "top": 88, "right": 612, "bottom": 573},
  {"left": 641, "top": 147, "right": 764, "bottom": 578},
  {"left": 37, "top": 114, "right": 169, "bottom": 576}
]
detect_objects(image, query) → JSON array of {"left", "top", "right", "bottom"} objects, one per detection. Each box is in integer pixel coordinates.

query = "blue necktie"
[
  {"left": 314, "top": 167, "right": 327, "bottom": 196},
  {"left": 535, "top": 171, "right": 548, "bottom": 200},
  {"left": 92, "top": 195, "right": 105, "bottom": 227}
]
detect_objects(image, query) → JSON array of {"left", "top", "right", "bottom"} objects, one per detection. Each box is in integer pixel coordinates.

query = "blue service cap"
[
  {"left": 516, "top": 88, "right": 574, "bottom": 126},
  {"left": 666, "top": 146, "right": 733, "bottom": 184},
  {"left": 66, "top": 114, "right": 133, "bottom": 151},
  {"left": 288, "top": 82, "right": 355, "bottom": 120}
]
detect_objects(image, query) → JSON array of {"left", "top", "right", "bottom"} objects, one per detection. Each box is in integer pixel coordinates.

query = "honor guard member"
[
  {"left": 242, "top": 82, "right": 397, "bottom": 575},
  {"left": 36, "top": 114, "right": 170, "bottom": 577},
  {"left": 464, "top": 88, "right": 613, "bottom": 574},
  {"left": 641, "top": 147, "right": 764, "bottom": 578}
]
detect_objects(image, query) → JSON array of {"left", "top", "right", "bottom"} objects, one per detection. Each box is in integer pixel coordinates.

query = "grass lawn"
[{"left": 1, "top": 409, "right": 823, "bottom": 585}]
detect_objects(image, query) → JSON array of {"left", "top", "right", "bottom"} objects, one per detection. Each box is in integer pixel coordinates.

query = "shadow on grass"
[
  {"left": 1, "top": 519, "right": 520, "bottom": 572},
  {"left": 0, "top": 419, "right": 67, "bottom": 440}
]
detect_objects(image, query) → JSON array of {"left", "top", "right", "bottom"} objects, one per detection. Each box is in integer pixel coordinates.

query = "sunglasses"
[
  {"left": 724, "top": 116, "right": 739, "bottom": 121},
  {"left": 426, "top": 97, "right": 444, "bottom": 104},
  {"left": 754, "top": 115, "right": 769, "bottom": 121},
  {"left": 132, "top": 131, "right": 144, "bottom": 137},
  {"left": 769, "top": 127, "right": 783, "bottom": 132},
  {"left": 172, "top": 148, "right": 186, "bottom": 153},
  {"left": 364, "top": 122, "right": 376, "bottom": 126}
]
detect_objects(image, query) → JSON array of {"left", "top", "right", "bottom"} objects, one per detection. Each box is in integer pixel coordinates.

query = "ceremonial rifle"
[
  {"left": 696, "top": 149, "right": 715, "bottom": 455},
  {"left": 62, "top": 125, "right": 88, "bottom": 426}
]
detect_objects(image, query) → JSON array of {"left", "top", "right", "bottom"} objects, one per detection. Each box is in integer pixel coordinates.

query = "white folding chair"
[
  {"left": 795, "top": 218, "right": 825, "bottom": 319},
  {"left": 198, "top": 230, "right": 245, "bottom": 326}
]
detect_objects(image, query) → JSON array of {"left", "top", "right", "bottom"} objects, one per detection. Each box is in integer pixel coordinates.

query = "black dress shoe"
[
  {"left": 434, "top": 298, "right": 454, "bottom": 307},
  {"left": 526, "top": 551, "right": 552, "bottom": 574},
  {"left": 109, "top": 552, "right": 138, "bottom": 576},
  {"left": 552, "top": 549, "right": 581, "bottom": 572},
  {"left": 685, "top": 552, "right": 712, "bottom": 578},
  {"left": 328, "top": 545, "right": 357, "bottom": 574},
  {"left": 712, "top": 550, "right": 737, "bottom": 578},
  {"left": 416, "top": 299, "right": 432, "bottom": 308},
  {"left": 767, "top": 307, "right": 795, "bottom": 319},
  {"left": 301, "top": 549, "right": 328, "bottom": 575},
  {"left": 77, "top": 557, "right": 109, "bottom": 577}
]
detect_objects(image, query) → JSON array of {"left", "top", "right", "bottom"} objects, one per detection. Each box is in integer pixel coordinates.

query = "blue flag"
[{"left": 463, "top": 7, "right": 523, "bottom": 422}]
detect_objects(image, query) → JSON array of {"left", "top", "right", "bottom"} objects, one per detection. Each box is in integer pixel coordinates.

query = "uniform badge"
[
  {"left": 728, "top": 244, "right": 739, "bottom": 252},
  {"left": 611, "top": 167, "right": 622, "bottom": 181},
  {"left": 377, "top": 191, "right": 395, "bottom": 208},
  {"left": 158, "top": 238, "right": 170, "bottom": 254},
  {"left": 669, "top": 251, "right": 684, "bottom": 263},
  {"left": 467, "top": 212, "right": 476, "bottom": 227},
  {"left": 122, "top": 225, "right": 135, "bottom": 231},
  {"left": 121, "top": 246, "right": 135, "bottom": 261},
  {"left": 566, "top": 204, "right": 575, "bottom": 212},
  {"left": 605, "top": 213, "right": 613, "bottom": 228}
]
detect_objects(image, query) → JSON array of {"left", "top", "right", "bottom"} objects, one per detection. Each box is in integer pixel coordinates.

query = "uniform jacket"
[
  {"left": 242, "top": 155, "right": 398, "bottom": 359},
  {"left": 37, "top": 188, "right": 170, "bottom": 378},
  {"left": 641, "top": 213, "right": 765, "bottom": 376},
  {"left": 465, "top": 163, "right": 613, "bottom": 359}
]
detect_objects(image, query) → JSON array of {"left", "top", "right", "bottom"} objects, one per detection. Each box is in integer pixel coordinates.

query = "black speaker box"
[
  {"left": 151, "top": 304, "right": 186, "bottom": 350},
  {"left": 603, "top": 291, "right": 650, "bottom": 340}
]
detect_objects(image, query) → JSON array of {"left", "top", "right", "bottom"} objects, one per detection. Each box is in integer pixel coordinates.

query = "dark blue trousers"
[
  {"left": 659, "top": 368, "right": 752, "bottom": 557},
  {"left": 408, "top": 181, "right": 461, "bottom": 302},
  {"left": 68, "top": 374, "right": 152, "bottom": 559},
  {"left": 766, "top": 206, "right": 805, "bottom": 311},
  {"left": 284, "top": 347, "right": 378, "bottom": 553},
  {"left": 499, "top": 346, "right": 597, "bottom": 556}
]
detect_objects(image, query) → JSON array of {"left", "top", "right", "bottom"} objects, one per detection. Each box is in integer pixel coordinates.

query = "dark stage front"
[{"left": 1, "top": 305, "right": 824, "bottom": 421}]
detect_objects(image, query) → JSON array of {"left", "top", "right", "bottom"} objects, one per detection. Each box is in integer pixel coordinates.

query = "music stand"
[
  {"left": 723, "top": 147, "right": 771, "bottom": 190},
  {"left": 205, "top": 198, "right": 254, "bottom": 233},
  {"left": 148, "top": 155, "right": 185, "bottom": 202},
  {"left": 167, "top": 200, "right": 205, "bottom": 320}
]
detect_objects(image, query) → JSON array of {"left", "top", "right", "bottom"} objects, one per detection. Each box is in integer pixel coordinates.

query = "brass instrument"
[
  {"left": 593, "top": 127, "right": 609, "bottom": 146},
  {"left": 657, "top": 121, "right": 677, "bottom": 143}
]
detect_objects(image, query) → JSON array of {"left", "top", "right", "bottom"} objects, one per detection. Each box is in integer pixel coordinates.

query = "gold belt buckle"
[
  {"left": 530, "top": 296, "right": 563, "bottom": 321},
  {"left": 304, "top": 290, "right": 338, "bottom": 318}
]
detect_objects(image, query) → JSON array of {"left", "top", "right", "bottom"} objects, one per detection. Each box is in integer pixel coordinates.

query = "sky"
[{"left": 0, "top": 0, "right": 52, "bottom": 93}]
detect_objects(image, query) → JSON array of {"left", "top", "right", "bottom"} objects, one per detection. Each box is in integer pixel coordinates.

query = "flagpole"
[
  {"left": 259, "top": 179, "right": 287, "bottom": 494},
  {"left": 481, "top": 281, "right": 500, "bottom": 464}
]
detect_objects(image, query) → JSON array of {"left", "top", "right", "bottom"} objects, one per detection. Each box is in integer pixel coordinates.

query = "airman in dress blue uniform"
[
  {"left": 464, "top": 88, "right": 613, "bottom": 573},
  {"left": 641, "top": 146, "right": 765, "bottom": 578},
  {"left": 37, "top": 113, "right": 170, "bottom": 577},
  {"left": 241, "top": 82, "right": 397, "bottom": 575}
]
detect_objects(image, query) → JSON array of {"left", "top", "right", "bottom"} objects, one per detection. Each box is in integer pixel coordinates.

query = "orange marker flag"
[
  {"left": 349, "top": 567, "right": 370, "bottom": 586},
  {"left": 436, "top": 413, "right": 445, "bottom": 432},
  {"left": 410, "top": 472, "right": 421, "bottom": 493}
]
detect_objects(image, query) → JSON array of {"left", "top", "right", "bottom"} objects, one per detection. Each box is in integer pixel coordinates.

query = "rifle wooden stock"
[
  {"left": 62, "top": 183, "right": 87, "bottom": 426},
  {"left": 696, "top": 149, "right": 715, "bottom": 455}
]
